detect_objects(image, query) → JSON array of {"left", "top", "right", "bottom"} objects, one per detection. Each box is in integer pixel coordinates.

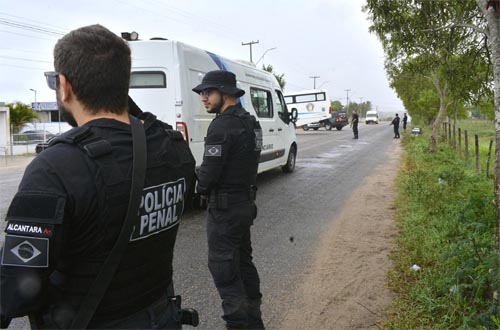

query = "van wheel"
[
  {"left": 324, "top": 122, "right": 332, "bottom": 130},
  {"left": 336, "top": 126, "right": 343, "bottom": 131},
  {"left": 302, "top": 125, "right": 309, "bottom": 131},
  {"left": 281, "top": 145, "right": 296, "bottom": 173}
]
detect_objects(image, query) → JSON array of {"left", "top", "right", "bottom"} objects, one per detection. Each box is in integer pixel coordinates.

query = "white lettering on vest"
[
  {"left": 6, "top": 223, "right": 43, "bottom": 234},
  {"left": 131, "top": 178, "right": 186, "bottom": 241}
]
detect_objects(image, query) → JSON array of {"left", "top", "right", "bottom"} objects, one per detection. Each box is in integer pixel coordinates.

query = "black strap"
[{"left": 70, "top": 116, "right": 147, "bottom": 329}]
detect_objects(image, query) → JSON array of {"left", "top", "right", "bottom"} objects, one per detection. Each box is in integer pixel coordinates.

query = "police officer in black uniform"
[
  {"left": 0, "top": 24, "right": 195, "bottom": 329},
  {"left": 351, "top": 110, "right": 359, "bottom": 139},
  {"left": 391, "top": 113, "right": 401, "bottom": 138},
  {"left": 192, "top": 70, "right": 264, "bottom": 330}
]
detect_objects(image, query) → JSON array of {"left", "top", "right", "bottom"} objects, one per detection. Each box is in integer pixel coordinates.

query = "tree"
[
  {"left": 330, "top": 100, "right": 344, "bottom": 112},
  {"left": 366, "top": 0, "right": 500, "bottom": 299},
  {"left": 364, "top": 0, "right": 489, "bottom": 152},
  {"left": 262, "top": 64, "right": 286, "bottom": 90},
  {"left": 8, "top": 102, "right": 39, "bottom": 133},
  {"left": 476, "top": 0, "right": 500, "bottom": 253}
]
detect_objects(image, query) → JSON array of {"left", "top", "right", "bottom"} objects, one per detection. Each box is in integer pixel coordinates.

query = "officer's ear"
[{"left": 58, "top": 74, "right": 74, "bottom": 102}]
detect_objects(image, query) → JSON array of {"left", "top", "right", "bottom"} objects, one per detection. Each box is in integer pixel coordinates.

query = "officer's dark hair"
[{"left": 54, "top": 24, "right": 131, "bottom": 115}]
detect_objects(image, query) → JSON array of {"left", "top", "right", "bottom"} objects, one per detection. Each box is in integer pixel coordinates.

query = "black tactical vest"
[
  {"left": 43, "top": 114, "right": 195, "bottom": 328},
  {"left": 217, "top": 108, "right": 262, "bottom": 190}
]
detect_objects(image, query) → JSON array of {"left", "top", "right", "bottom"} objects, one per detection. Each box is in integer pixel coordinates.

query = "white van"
[
  {"left": 284, "top": 89, "right": 331, "bottom": 129},
  {"left": 365, "top": 110, "right": 379, "bottom": 124},
  {"left": 126, "top": 37, "right": 298, "bottom": 174}
]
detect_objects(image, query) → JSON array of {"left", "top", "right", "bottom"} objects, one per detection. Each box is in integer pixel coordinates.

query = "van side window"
[
  {"left": 130, "top": 71, "right": 166, "bottom": 88},
  {"left": 274, "top": 90, "right": 289, "bottom": 124},
  {"left": 250, "top": 87, "right": 273, "bottom": 118}
]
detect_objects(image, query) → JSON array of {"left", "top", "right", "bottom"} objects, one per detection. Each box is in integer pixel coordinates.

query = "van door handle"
[
  {"left": 278, "top": 128, "right": 283, "bottom": 132},
  {"left": 269, "top": 129, "right": 275, "bottom": 132}
]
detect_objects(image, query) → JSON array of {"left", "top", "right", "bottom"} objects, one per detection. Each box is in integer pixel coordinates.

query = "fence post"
[
  {"left": 458, "top": 128, "right": 462, "bottom": 158},
  {"left": 465, "top": 130, "right": 469, "bottom": 166},
  {"left": 486, "top": 139, "right": 493, "bottom": 178},
  {"left": 475, "top": 134, "right": 480, "bottom": 173},
  {"left": 448, "top": 123, "right": 452, "bottom": 146},
  {"left": 453, "top": 125, "right": 456, "bottom": 149}
]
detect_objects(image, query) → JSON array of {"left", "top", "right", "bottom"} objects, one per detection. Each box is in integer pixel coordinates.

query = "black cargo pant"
[
  {"left": 87, "top": 296, "right": 182, "bottom": 329},
  {"left": 37, "top": 296, "right": 182, "bottom": 329},
  {"left": 352, "top": 124, "right": 358, "bottom": 138},
  {"left": 206, "top": 198, "right": 264, "bottom": 329},
  {"left": 394, "top": 126, "right": 400, "bottom": 138}
]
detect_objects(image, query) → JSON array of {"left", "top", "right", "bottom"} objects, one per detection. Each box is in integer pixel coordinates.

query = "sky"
[{"left": 0, "top": 0, "right": 404, "bottom": 115}]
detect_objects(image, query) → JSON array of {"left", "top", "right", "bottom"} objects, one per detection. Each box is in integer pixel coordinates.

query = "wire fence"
[{"left": 442, "top": 122, "right": 494, "bottom": 178}]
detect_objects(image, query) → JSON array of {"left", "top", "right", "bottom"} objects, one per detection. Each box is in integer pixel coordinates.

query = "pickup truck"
[{"left": 301, "top": 111, "right": 349, "bottom": 131}]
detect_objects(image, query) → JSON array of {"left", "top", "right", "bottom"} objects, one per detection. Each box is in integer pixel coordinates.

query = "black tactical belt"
[{"left": 209, "top": 186, "right": 257, "bottom": 209}]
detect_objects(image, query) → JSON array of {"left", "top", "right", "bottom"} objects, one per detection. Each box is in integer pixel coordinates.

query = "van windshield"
[{"left": 130, "top": 71, "right": 166, "bottom": 88}]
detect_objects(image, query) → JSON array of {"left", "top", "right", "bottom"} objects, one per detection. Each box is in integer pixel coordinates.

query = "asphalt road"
[{"left": 0, "top": 122, "right": 399, "bottom": 329}]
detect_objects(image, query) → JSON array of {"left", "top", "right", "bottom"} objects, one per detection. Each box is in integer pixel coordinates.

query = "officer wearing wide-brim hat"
[
  {"left": 193, "top": 70, "right": 265, "bottom": 329},
  {"left": 192, "top": 70, "right": 245, "bottom": 113}
]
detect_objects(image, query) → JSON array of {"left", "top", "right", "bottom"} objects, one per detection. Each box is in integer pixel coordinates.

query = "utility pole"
[
  {"left": 359, "top": 97, "right": 364, "bottom": 117},
  {"left": 344, "top": 89, "right": 351, "bottom": 113},
  {"left": 309, "top": 76, "right": 320, "bottom": 89},
  {"left": 242, "top": 40, "right": 259, "bottom": 63}
]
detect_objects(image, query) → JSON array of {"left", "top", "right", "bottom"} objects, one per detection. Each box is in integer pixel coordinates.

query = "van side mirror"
[{"left": 290, "top": 108, "right": 298, "bottom": 123}]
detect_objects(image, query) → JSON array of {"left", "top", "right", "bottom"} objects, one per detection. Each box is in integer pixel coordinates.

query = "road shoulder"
[{"left": 280, "top": 141, "right": 401, "bottom": 329}]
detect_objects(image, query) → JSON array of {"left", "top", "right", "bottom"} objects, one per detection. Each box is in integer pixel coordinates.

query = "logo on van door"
[{"left": 254, "top": 129, "right": 262, "bottom": 151}]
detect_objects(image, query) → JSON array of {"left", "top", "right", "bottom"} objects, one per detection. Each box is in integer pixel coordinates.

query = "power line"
[
  {"left": 0, "top": 63, "right": 47, "bottom": 71},
  {"left": 0, "top": 12, "right": 68, "bottom": 34},
  {"left": 0, "top": 18, "right": 65, "bottom": 36},
  {"left": 0, "top": 55, "right": 51, "bottom": 63},
  {"left": 0, "top": 29, "right": 59, "bottom": 41}
]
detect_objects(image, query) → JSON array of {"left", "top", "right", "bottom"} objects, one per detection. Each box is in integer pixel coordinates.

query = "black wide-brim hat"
[{"left": 192, "top": 70, "right": 245, "bottom": 97}]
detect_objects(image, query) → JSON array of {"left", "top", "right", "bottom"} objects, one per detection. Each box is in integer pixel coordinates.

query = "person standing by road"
[
  {"left": 0, "top": 24, "right": 196, "bottom": 329},
  {"left": 402, "top": 113, "right": 408, "bottom": 130},
  {"left": 350, "top": 110, "right": 359, "bottom": 139},
  {"left": 193, "top": 70, "right": 265, "bottom": 330},
  {"left": 391, "top": 113, "right": 401, "bottom": 138}
]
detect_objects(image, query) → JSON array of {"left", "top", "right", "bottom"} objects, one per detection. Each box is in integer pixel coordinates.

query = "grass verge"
[{"left": 384, "top": 124, "right": 500, "bottom": 329}]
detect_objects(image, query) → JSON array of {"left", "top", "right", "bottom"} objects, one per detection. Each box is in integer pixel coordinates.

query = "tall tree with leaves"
[
  {"left": 364, "top": 0, "right": 489, "bottom": 152},
  {"left": 262, "top": 64, "right": 286, "bottom": 90},
  {"left": 8, "top": 102, "right": 39, "bottom": 133},
  {"left": 366, "top": 0, "right": 500, "bottom": 303},
  {"left": 477, "top": 0, "right": 500, "bottom": 253}
]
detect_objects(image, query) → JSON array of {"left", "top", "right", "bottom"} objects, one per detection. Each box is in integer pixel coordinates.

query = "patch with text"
[
  {"left": 5, "top": 221, "right": 54, "bottom": 237},
  {"left": 130, "top": 178, "right": 186, "bottom": 241}
]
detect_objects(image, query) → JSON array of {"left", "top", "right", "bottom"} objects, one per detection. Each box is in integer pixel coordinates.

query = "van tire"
[
  {"left": 302, "top": 125, "right": 309, "bottom": 131},
  {"left": 282, "top": 145, "right": 296, "bottom": 173}
]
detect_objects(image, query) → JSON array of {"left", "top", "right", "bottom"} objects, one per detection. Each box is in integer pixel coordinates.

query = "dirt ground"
[{"left": 280, "top": 142, "right": 401, "bottom": 330}]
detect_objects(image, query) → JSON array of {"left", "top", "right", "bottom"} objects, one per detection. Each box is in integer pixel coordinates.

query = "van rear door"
[{"left": 129, "top": 69, "right": 176, "bottom": 126}]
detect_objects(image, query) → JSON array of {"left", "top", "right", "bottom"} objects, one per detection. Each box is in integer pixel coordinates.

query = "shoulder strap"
[{"left": 70, "top": 116, "right": 147, "bottom": 329}]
